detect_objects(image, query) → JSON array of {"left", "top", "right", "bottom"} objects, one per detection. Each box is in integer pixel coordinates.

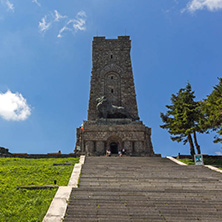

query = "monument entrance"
[
  {"left": 75, "top": 36, "right": 155, "bottom": 156},
  {"left": 110, "top": 142, "right": 118, "bottom": 154}
]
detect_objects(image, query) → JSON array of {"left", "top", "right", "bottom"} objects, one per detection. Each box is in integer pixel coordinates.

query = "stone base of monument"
[{"left": 75, "top": 119, "right": 158, "bottom": 156}]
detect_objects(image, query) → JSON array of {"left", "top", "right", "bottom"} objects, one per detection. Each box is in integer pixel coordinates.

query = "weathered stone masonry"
[{"left": 75, "top": 36, "right": 155, "bottom": 156}]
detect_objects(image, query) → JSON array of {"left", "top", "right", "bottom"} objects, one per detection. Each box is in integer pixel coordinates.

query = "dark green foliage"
[
  {"left": 160, "top": 83, "right": 201, "bottom": 155},
  {"left": 0, "top": 157, "right": 79, "bottom": 222},
  {"left": 200, "top": 78, "right": 222, "bottom": 143}
]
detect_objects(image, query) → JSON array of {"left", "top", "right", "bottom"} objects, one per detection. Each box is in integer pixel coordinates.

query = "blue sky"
[{"left": 0, "top": 0, "right": 222, "bottom": 156}]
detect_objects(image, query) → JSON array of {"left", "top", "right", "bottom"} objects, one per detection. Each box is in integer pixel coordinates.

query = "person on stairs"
[
  {"left": 121, "top": 148, "right": 126, "bottom": 155},
  {"left": 106, "top": 149, "right": 111, "bottom": 157}
]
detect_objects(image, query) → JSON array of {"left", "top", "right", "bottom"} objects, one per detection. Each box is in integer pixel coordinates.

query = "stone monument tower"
[{"left": 75, "top": 36, "right": 154, "bottom": 156}]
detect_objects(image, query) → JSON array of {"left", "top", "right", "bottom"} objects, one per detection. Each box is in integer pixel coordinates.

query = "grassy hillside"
[{"left": 0, "top": 157, "right": 79, "bottom": 222}]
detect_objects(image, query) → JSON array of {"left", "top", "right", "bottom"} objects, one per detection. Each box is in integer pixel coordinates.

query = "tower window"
[
  {"left": 111, "top": 89, "right": 114, "bottom": 93},
  {"left": 111, "top": 76, "right": 113, "bottom": 80},
  {"left": 111, "top": 55, "right": 113, "bottom": 59}
]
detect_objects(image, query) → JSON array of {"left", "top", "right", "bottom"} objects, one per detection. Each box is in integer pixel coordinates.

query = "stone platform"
[
  {"left": 63, "top": 157, "right": 222, "bottom": 221},
  {"left": 76, "top": 119, "right": 154, "bottom": 156}
]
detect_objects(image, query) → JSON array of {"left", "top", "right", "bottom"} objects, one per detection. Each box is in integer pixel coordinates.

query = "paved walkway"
[{"left": 64, "top": 157, "right": 222, "bottom": 222}]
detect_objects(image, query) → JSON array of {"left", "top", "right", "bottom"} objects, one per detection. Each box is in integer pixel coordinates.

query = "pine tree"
[
  {"left": 160, "top": 83, "right": 201, "bottom": 156},
  {"left": 200, "top": 78, "right": 222, "bottom": 143}
]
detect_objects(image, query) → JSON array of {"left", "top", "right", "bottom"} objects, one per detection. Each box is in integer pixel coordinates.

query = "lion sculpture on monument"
[{"left": 96, "top": 96, "right": 138, "bottom": 120}]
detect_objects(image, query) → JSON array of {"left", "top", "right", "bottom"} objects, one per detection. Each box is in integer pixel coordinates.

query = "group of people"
[{"left": 106, "top": 148, "right": 126, "bottom": 157}]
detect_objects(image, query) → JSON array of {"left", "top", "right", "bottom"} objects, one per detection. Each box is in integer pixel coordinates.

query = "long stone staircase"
[{"left": 64, "top": 157, "right": 222, "bottom": 221}]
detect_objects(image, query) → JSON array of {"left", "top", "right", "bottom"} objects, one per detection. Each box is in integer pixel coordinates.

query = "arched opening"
[
  {"left": 106, "top": 135, "right": 122, "bottom": 154},
  {"left": 110, "top": 142, "right": 118, "bottom": 154}
]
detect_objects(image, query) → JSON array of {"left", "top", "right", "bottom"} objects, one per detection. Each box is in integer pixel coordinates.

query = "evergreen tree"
[
  {"left": 200, "top": 78, "right": 222, "bottom": 143},
  {"left": 160, "top": 83, "right": 201, "bottom": 156}
]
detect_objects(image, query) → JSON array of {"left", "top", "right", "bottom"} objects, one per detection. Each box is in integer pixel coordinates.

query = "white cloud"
[
  {"left": 183, "top": 0, "right": 222, "bottom": 12},
  {"left": 72, "top": 18, "right": 86, "bottom": 31},
  {"left": 76, "top": 10, "right": 87, "bottom": 18},
  {"left": 32, "top": 0, "right": 41, "bottom": 7},
  {"left": 57, "top": 26, "right": 71, "bottom": 38},
  {"left": 73, "top": 10, "right": 87, "bottom": 31},
  {"left": 54, "top": 10, "right": 67, "bottom": 22},
  {"left": 39, "top": 10, "right": 87, "bottom": 37},
  {"left": 5, "top": 0, "right": 13, "bottom": 11},
  {"left": 215, "top": 151, "right": 222, "bottom": 155},
  {"left": 39, "top": 10, "right": 67, "bottom": 34},
  {"left": 1, "top": 0, "right": 14, "bottom": 12},
  {"left": 0, "top": 90, "right": 31, "bottom": 121},
  {"left": 38, "top": 16, "right": 51, "bottom": 33},
  {"left": 57, "top": 10, "right": 87, "bottom": 38}
]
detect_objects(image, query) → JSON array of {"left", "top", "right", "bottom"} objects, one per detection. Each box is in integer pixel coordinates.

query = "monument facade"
[{"left": 75, "top": 36, "right": 155, "bottom": 156}]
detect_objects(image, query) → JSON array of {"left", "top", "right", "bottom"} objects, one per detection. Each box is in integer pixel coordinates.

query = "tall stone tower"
[
  {"left": 88, "top": 36, "right": 139, "bottom": 121},
  {"left": 75, "top": 36, "right": 154, "bottom": 156}
]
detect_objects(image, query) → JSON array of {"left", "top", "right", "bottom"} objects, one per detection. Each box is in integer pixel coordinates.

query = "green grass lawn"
[
  {"left": 178, "top": 158, "right": 195, "bottom": 165},
  {"left": 0, "top": 157, "right": 79, "bottom": 222},
  {"left": 179, "top": 157, "right": 222, "bottom": 169}
]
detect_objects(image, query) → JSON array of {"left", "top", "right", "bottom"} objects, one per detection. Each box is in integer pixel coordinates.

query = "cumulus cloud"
[
  {"left": 32, "top": 0, "right": 41, "bottom": 7},
  {"left": 57, "top": 10, "right": 87, "bottom": 38},
  {"left": 1, "top": 0, "right": 14, "bottom": 12},
  {"left": 0, "top": 90, "right": 31, "bottom": 121},
  {"left": 38, "top": 16, "right": 51, "bottom": 33},
  {"left": 183, "top": 0, "right": 222, "bottom": 12},
  {"left": 215, "top": 151, "right": 222, "bottom": 155}
]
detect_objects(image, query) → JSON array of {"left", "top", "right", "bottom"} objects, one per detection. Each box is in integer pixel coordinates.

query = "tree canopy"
[
  {"left": 200, "top": 78, "right": 222, "bottom": 143},
  {"left": 160, "top": 83, "right": 201, "bottom": 156}
]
